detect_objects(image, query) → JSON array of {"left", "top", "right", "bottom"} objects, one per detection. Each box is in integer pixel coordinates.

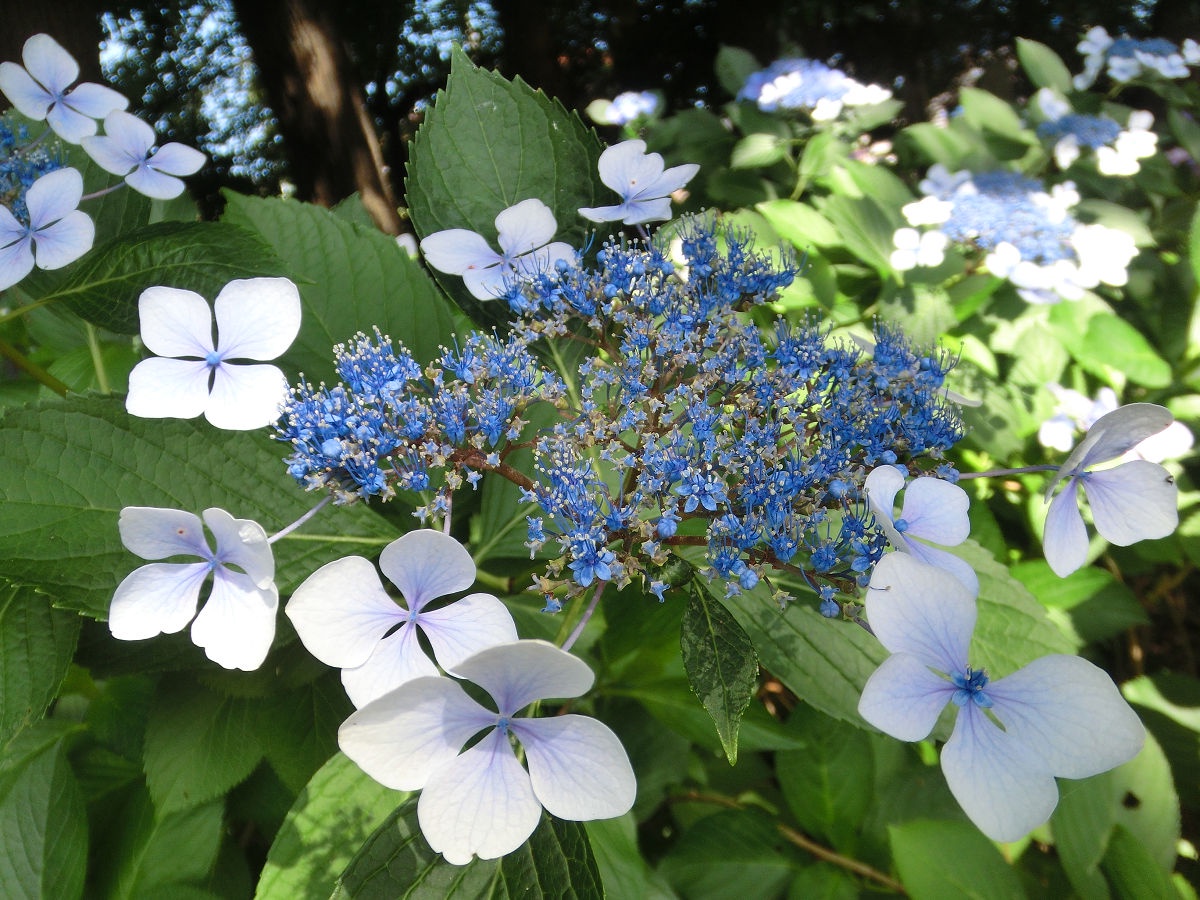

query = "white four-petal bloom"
[
  {"left": 420, "top": 198, "right": 575, "bottom": 300},
  {"left": 109, "top": 507, "right": 278, "bottom": 671},
  {"left": 0, "top": 34, "right": 128, "bottom": 143},
  {"left": 1043, "top": 403, "right": 1179, "bottom": 577},
  {"left": 578, "top": 139, "right": 700, "bottom": 225},
  {"left": 0, "top": 167, "right": 95, "bottom": 290},
  {"left": 287, "top": 529, "right": 518, "bottom": 708},
  {"left": 81, "top": 110, "right": 207, "bottom": 199},
  {"left": 864, "top": 465, "right": 978, "bottom": 594},
  {"left": 858, "top": 553, "right": 1144, "bottom": 842},
  {"left": 339, "top": 639, "right": 637, "bottom": 865},
  {"left": 125, "top": 277, "right": 302, "bottom": 430}
]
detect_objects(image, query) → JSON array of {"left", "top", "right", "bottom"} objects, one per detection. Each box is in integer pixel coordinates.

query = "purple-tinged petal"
[
  {"left": 1043, "top": 480, "right": 1089, "bottom": 577},
  {"left": 577, "top": 203, "right": 628, "bottom": 224},
  {"left": 126, "top": 166, "right": 186, "bottom": 200},
  {"left": 148, "top": 142, "right": 206, "bottom": 176},
  {"left": 495, "top": 199, "right": 558, "bottom": 257},
  {"left": 26, "top": 167, "right": 83, "bottom": 230},
  {"left": 418, "top": 728, "right": 542, "bottom": 864},
  {"left": 986, "top": 655, "right": 1144, "bottom": 779},
  {"left": 108, "top": 561, "right": 209, "bottom": 639},
  {"left": 865, "top": 553, "right": 974, "bottom": 672},
  {"left": 206, "top": 363, "right": 288, "bottom": 429},
  {"left": 137, "top": 286, "right": 215, "bottom": 358},
  {"left": 0, "top": 231, "right": 34, "bottom": 291},
  {"left": 191, "top": 568, "right": 278, "bottom": 670},
  {"left": 515, "top": 715, "right": 636, "bottom": 820},
  {"left": 286, "top": 555, "right": 406, "bottom": 669},
  {"left": 81, "top": 123, "right": 144, "bottom": 176},
  {"left": 1082, "top": 461, "right": 1178, "bottom": 546},
  {"left": 379, "top": 529, "right": 477, "bottom": 613},
  {"left": 419, "top": 229, "right": 499, "bottom": 276},
  {"left": 340, "top": 625, "right": 440, "bottom": 709},
  {"left": 62, "top": 81, "right": 128, "bottom": 119},
  {"left": 202, "top": 508, "right": 273, "bottom": 588},
  {"left": 461, "top": 262, "right": 508, "bottom": 299},
  {"left": 45, "top": 104, "right": 99, "bottom": 143},
  {"left": 0, "top": 61, "right": 52, "bottom": 119},
  {"left": 339, "top": 675, "right": 495, "bottom": 791},
  {"left": 449, "top": 640, "right": 595, "bottom": 715},
  {"left": 901, "top": 477, "right": 970, "bottom": 545},
  {"left": 596, "top": 140, "right": 663, "bottom": 194},
  {"left": 21, "top": 34, "right": 79, "bottom": 95},
  {"left": 118, "top": 507, "right": 209, "bottom": 560},
  {"left": 420, "top": 592, "right": 519, "bottom": 671},
  {"left": 125, "top": 357, "right": 212, "bottom": 420},
  {"left": 1046, "top": 403, "right": 1174, "bottom": 497},
  {"left": 941, "top": 702, "right": 1058, "bottom": 842},
  {"left": 618, "top": 197, "right": 674, "bottom": 225},
  {"left": 30, "top": 209, "right": 93, "bottom": 270},
  {"left": 632, "top": 162, "right": 700, "bottom": 203},
  {"left": 902, "top": 538, "right": 980, "bottom": 596},
  {"left": 213, "top": 277, "right": 302, "bottom": 361},
  {"left": 858, "top": 652, "right": 956, "bottom": 741}
]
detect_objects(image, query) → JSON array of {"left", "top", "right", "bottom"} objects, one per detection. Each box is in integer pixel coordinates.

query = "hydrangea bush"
[{"left": 0, "top": 27, "right": 1196, "bottom": 899}]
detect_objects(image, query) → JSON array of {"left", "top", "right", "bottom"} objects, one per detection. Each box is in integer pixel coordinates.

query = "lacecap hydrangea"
[{"left": 738, "top": 57, "right": 891, "bottom": 120}]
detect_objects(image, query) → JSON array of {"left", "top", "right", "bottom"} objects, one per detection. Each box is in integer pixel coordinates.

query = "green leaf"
[
  {"left": 730, "top": 133, "right": 786, "bottom": 169},
  {"left": 406, "top": 48, "right": 604, "bottom": 329},
  {"left": 1100, "top": 824, "right": 1180, "bottom": 899},
  {"left": 143, "top": 679, "right": 264, "bottom": 813},
  {"left": 26, "top": 221, "right": 287, "bottom": 334},
  {"left": 958, "top": 87, "right": 1036, "bottom": 146},
  {"left": 756, "top": 200, "right": 843, "bottom": 250},
  {"left": 715, "top": 45, "right": 762, "bottom": 96},
  {"left": 332, "top": 797, "right": 601, "bottom": 899},
  {"left": 821, "top": 194, "right": 900, "bottom": 276},
  {"left": 256, "top": 753, "right": 400, "bottom": 900},
  {"left": 681, "top": 581, "right": 759, "bottom": 764},
  {"left": 889, "top": 819, "right": 1027, "bottom": 900},
  {"left": 1189, "top": 202, "right": 1200, "bottom": 288},
  {"left": 776, "top": 705, "right": 874, "bottom": 851},
  {"left": 0, "top": 396, "right": 397, "bottom": 617},
  {"left": 1011, "top": 561, "right": 1147, "bottom": 644},
  {"left": 584, "top": 815, "right": 675, "bottom": 900},
  {"left": 258, "top": 672, "right": 354, "bottom": 794},
  {"left": 0, "top": 721, "right": 88, "bottom": 900},
  {"left": 901, "top": 122, "right": 981, "bottom": 170},
  {"left": 1016, "top": 38, "right": 1074, "bottom": 93},
  {"left": 0, "top": 585, "right": 80, "bottom": 746},
  {"left": 658, "top": 809, "right": 799, "bottom": 899},
  {"left": 1081, "top": 315, "right": 1173, "bottom": 389},
  {"left": 221, "top": 192, "right": 462, "bottom": 383}
]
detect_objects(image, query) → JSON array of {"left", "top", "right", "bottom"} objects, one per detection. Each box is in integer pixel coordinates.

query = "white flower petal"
[
  {"left": 137, "top": 286, "right": 215, "bottom": 358},
  {"left": 108, "top": 561, "right": 209, "bottom": 639},
  {"left": 148, "top": 142, "right": 207, "bottom": 177},
  {"left": 495, "top": 199, "right": 558, "bottom": 257},
  {"left": 205, "top": 362, "right": 288, "bottom": 429},
  {"left": 1049, "top": 404, "right": 1173, "bottom": 492},
  {"left": 94, "top": 110, "right": 154, "bottom": 168},
  {"left": 634, "top": 162, "right": 699, "bottom": 203},
  {"left": 461, "top": 262, "right": 508, "bottom": 299},
  {"left": 45, "top": 103, "right": 100, "bottom": 143},
  {"left": 1083, "top": 461, "right": 1178, "bottom": 546},
  {"left": 516, "top": 715, "right": 636, "bottom": 820},
  {"left": 62, "top": 81, "right": 128, "bottom": 119},
  {"left": 1043, "top": 480, "right": 1089, "bottom": 577},
  {"left": 126, "top": 165, "right": 186, "bottom": 200},
  {"left": 577, "top": 203, "right": 629, "bottom": 224},
  {"left": 515, "top": 241, "right": 575, "bottom": 279},
  {"left": 339, "top": 675, "right": 494, "bottom": 791},
  {"left": 190, "top": 568, "right": 278, "bottom": 670},
  {"left": 0, "top": 61, "right": 52, "bottom": 119},
  {"left": 987, "top": 655, "right": 1144, "bottom": 779},
  {"left": 449, "top": 640, "right": 595, "bottom": 715},
  {"left": 902, "top": 538, "right": 980, "bottom": 596},
  {"left": 31, "top": 209, "right": 93, "bottom": 270},
  {"left": 865, "top": 553, "right": 975, "bottom": 671},
  {"left": 213, "top": 277, "right": 302, "bottom": 361},
  {"left": 418, "top": 728, "right": 543, "bottom": 864},
  {"left": 202, "top": 508, "right": 274, "bottom": 587},
  {"left": 286, "top": 555, "right": 406, "bottom": 668},
  {"left": 340, "top": 625, "right": 440, "bottom": 709},
  {"left": 597, "top": 140, "right": 661, "bottom": 194},
  {"left": 125, "top": 356, "right": 213, "bottom": 420},
  {"left": 941, "top": 703, "right": 1059, "bottom": 842},
  {"left": 379, "top": 529, "right": 477, "bottom": 613},
  {"left": 26, "top": 167, "right": 83, "bottom": 230},
  {"left": 901, "top": 477, "right": 970, "bottom": 545},
  {"left": 618, "top": 197, "right": 674, "bottom": 226},
  {"left": 864, "top": 465, "right": 905, "bottom": 519},
  {"left": 22, "top": 34, "right": 78, "bottom": 96},
  {"left": 420, "top": 592, "right": 519, "bottom": 670},
  {"left": 858, "top": 652, "right": 955, "bottom": 741},
  {"left": 0, "top": 232, "right": 35, "bottom": 291},
  {"left": 420, "top": 229, "right": 500, "bottom": 276},
  {"left": 118, "top": 506, "right": 208, "bottom": 559}
]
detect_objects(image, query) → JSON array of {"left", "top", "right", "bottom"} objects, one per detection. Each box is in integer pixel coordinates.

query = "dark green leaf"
[
  {"left": 715, "top": 45, "right": 762, "bottom": 96},
  {"left": 1016, "top": 39, "right": 1074, "bottom": 93},
  {"left": 0, "top": 585, "right": 80, "bottom": 746},
  {"left": 681, "top": 581, "right": 759, "bottom": 764},
  {"left": 658, "top": 809, "right": 799, "bottom": 899},
  {"left": 1100, "top": 825, "right": 1179, "bottom": 899}
]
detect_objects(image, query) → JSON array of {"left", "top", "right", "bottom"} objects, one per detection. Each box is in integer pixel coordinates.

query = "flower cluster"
[
  {"left": 0, "top": 114, "right": 62, "bottom": 221},
  {"left": 594, "top": 90, "right": 660, "bottom": 126},
  {"left": 738, "top": 57, "right": 891, "bottom": 119},
  {"left": 1074, "top": 26, "right": 1200, "bottom": 88},
  {"left": 1035, "top": 89, "right": 1157, "bottom": 176},
  {"left": 893, "top": 164, "right": 1138, "bottom": 304}
]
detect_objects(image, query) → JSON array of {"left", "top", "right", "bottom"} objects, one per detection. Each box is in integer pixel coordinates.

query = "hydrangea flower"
[
  {"left": 0, "top": 166, "right": 94, "bottom": 291},
  {"left": 1044, "top": 403, "right": 1179, "bottom": 577},
  {"left": 578, "top": 140, "right": 699, "bottom": 225},
  {"left": 0, "top": 34, "right": 128, "bottom": 143},
  {"left": 1035, "top": 89, "right": 1156, "bottom": 175},
  {"left": 890, "top": 227, "right": 948, "bottom": 271},
  {"left": 109, "top": 507, "right": 278, "bottom": 670},
  {"left": 81, "top": 110, "right": 206, "bottom": 199},
  {"left": 0, "top": 114, "right": 66, "bottom": 222},
  {"left": 125, "top": 277, "right": 302, "bottom": 430},
  {"left": 738, "top": 57, "right": 891, "bottom": 119},
  {"left": 858, "top": 553, "right": 1144, "bottom": 841},
  {"left": 420, "top": 198, "right": 575, "bottom": 300},
  {"left": 339, "top": 639, "right": 636, "bottom": 864},
  {"left": 287, "top": 529, "right": 518, "bottom": 708},
  {"left": 864, "top": 464, "right": 977, "bottom": 593},
  {"left": 1074, "top": 27, "right": 1198, "bottom": 88},
  {"left": 593, "top": 90, "right": 660, "bottom": 126}
]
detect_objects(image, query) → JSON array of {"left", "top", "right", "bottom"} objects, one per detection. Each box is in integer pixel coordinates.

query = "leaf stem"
[
  {"left": 84, "top": 322, "right": 111, "bottom": 394},
  {"left": 0, "top": 337, "right": 70, "bottom": 395}
]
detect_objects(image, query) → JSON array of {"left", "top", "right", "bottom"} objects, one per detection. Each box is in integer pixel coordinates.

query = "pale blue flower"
[
  {"left": 603, "top": 91, "right": 659, "bottom": 125},
  {"left": 1043, "top": 403, "right": 1179, "bottom": 576},
  {"left": 859, "top": 553, "right": 1144, "bottom": 841},
  {"left": 578, "top": 140, "right": 699, "bottom": 225},
  {"left": 82, "top": 110, "right": 206, "bottom": 199},
  {"left": 338, "top": 639, "right": 636, "bottom": 865},
  {"left": 0, "top": 166, "right": 93, "bottom": 290},
  {"left": 864, "top": 464, "right": 977, "bottom": 594}
]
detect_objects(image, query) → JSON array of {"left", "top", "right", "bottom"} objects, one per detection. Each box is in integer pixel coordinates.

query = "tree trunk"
[{"left": 230, "top": 0, "right": 402, "bottom": 234}]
